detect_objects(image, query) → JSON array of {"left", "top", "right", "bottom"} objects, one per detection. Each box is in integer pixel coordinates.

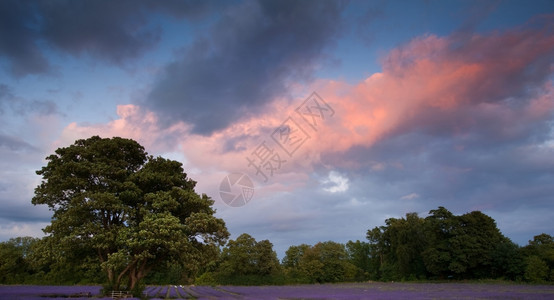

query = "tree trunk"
[
  {"left": 98, "top": 249, "right": 117, "bottom": 291},
  {"left": 128, "top": 270, "right": 138, "bottom": 292},
  {"left": 116, "top": 260, "right": 136, "bottom": 291},
  {"left": 128, "top": 259, "right": 153, "bottom": 293},
  {"left": 128, "top": 260, "right": 144, "bottom": 291}
]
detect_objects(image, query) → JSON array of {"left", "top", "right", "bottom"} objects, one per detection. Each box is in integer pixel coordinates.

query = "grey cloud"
[
  {"left": 317, "top": 138, "right": 553, "bottom": 245},
  {"left": 0, "top": 1, "right": 50, "bottom": 77},
  {"left": 0, "top": 134, "right": 39, "bottom": 152},
  {"left": 0, "top": 84, "right": 8, "bottom": 114},
  {"left": 0, "top": 204, "right": 51, "bottom": 223},
  {"left": 39, "top": 1, "right": 159, "bottom": 65},
  {"left": 220, "top": 171, "right": 424, "bottom": 258},
  {"left": 322, "top": 126, "right": 554, "bottom": 215},
  {"left": 222, "top": 134, "right": 250, "bottom": 153},
  {"left": 26, "top": 100, "right": 59, "bottom": 116},
  {"left": 0, "top": 84, "right": 59, "bottom": 116},
  {"left": 0, "top": 0, "right": 219, "bottom": 77},
  {"left": 144, "top": 0, "right": 347, "bottom": 135}
]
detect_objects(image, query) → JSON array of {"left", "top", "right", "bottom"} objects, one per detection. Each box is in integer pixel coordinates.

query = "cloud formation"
[
  {"left": 0, "top": 0, "right": 218, "bottom": 77},
  {"left": 60, "top": 16, "right": 554, "bottom": 191},
  {"left": 144, "top": 0, "right": 347, "bottom": 135},
  {"left": 0, "top": 84, "right": 59, "bottom": 117},
  {"left": 50, "top": 11, "right": 554, "bottom": 249},
  {"left": 321, "top": 171, "right": 350, "bottom": 193},
  {"left": 317, "top": 16, "right": 554, "bottom": 156},
  {"left": 299, "top": 17, "right": 554, "bottom": 223},
  {"left": 57, "top": 104, "right": 189, "bottom": 154}
]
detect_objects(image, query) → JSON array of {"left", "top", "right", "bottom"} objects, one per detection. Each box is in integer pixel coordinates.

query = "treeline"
[
  {"left": 1, "top": 207, "right": 552, "bottom": 285},
  {"left": 364, "top": 207, "right": 553, "bottom": 282}
]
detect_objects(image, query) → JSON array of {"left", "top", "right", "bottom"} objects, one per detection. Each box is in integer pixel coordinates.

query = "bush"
[
  {"left": 196, "top": 272, "right": 217, "bottom": 286},
  {"left": 524, "top": 256, "right": 549, "bottom": 283}
]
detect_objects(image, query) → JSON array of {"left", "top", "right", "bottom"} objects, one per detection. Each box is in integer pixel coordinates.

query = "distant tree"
[
  {"left": 366, "top": 226, "right": 386, "bottom": 279},
  {"left": 529, "top": 233, "right": 554, "bottom": 246},
  {"left": 525, "top": 255, "right": 549, "bottom": 282},
  {"left": 283, "top": 244, "right": 311, "bottom": 269},
  {"left": 522, "top": 233, "right": 554, "bottom": 282},
  {"left": 32, "top": 136, "right": 229, "bottom": 295},
  {"left": 491, "top": 238, "right": 525, "bottom": 280},
  {"left": 421, "top": 208, "right": 508, "bottom": 279},
  {"left": 293, "top": 241, "right": 357, "bottom": 283},
  {"left": 368, "top": 207, "right": 512, "bottom": 281},
  {"left": 282, "top": 244, "right": 311, "bottom": 283},
  {"left": 214, "top": 233, "right": 282, "bottom": 285},
  {"left": 448, "top": 211, "right": 506, "bottom": 278},
  {"left": 345, "top": 240, "right": 372, "bottom": 280},
  {"left": 255, "top": 239, "right": 282, "bottom": 276},
  {"left": 27, "top": 235, "right": 104, "bottom": 284},
  {"left": 389, "top": 213, "right": 428, "bottom": 279},
  {"left": 527, "top": 234, "right": 554, "bottom": 268},
  {"left": 421, "top": 207, "right": 455, "bottom": 279},
  {"left": 367, "top": 213, "right": 429, "bottom": 280},
  {"left": 0, "top": 237, "right": 39, "bottom": 283}
]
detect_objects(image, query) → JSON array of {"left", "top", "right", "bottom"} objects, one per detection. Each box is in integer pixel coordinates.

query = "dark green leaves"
[{"left": 32, "top": 136, "right": 229, "bottom": 292}]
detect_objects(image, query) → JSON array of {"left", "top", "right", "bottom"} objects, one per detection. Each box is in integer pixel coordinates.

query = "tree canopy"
[
  {"left": 199, "top": 233, "right": 282, "bottom": 285},
  {"left": 282, "top": 241, "right": 357, "bottom": 283},
  {"left": 32, "top": 136, "right": 229, "bottom": 294},
  {"left": 365, "top": 206, "right": 533, "bottom": 281}
]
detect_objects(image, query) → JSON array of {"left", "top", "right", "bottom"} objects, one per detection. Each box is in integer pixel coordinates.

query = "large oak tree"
[{"left": 32, "top": 136, "right": 229, "bottom": 293}]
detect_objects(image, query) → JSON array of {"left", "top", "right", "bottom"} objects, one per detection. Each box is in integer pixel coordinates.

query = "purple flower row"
[{"left": 2, "top": 283, "right": 554, "bottom": 299}]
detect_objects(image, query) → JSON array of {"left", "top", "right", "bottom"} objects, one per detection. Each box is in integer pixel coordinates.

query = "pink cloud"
[
  {"left": 57, "top": 104, "right": 190, "bottom": 153},
  {"left": 56, "top": 100, "right": 315, "bottom": 193},
  {"left": 312, "top": 19, "right": 554, "bottom": 159},
  {"left": 58, "top": 17, "right": 554, "bottom": 185}
]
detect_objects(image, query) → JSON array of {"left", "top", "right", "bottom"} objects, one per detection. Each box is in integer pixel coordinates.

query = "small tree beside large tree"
[{"left": 32, "top": 136, "right": 229, "bottom": 295}]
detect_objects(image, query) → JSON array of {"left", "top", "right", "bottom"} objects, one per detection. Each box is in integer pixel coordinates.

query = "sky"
[{"left": 1, "top": 0, "right": 554, "bottom": 258}]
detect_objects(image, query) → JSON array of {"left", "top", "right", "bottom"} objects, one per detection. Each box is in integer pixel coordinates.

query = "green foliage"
[
  {"left": 366, "top": 207, "right": 531, "bottom": 282},
  {"left": 219, "top": 233, "right": 281, "bottom": 276},
  {"left": 449, "top": 211, "right": 505, "bottom": 278},
  {"left": 282, "top": 244, "right": 311, "bottom": 283},
  {"left": 0, "top": 237, "right": 38, "bottom": 283},
  {"left": 367, "top": 212, "right": 430, "bottom": 280},
  {"left": 195, "top": 271, "right": 218, "bottom": 286},
  {"left": 208, "top": 233, "right": 283, "bottom": 285},
  {"left": 0, "top": 236, "right": 105, "bottom": 285},
  {"left": 4, "top": 194, "right": 553, "bottom": 286},
  {"left": 282, "top": 241, "right": 357, "bottom": 283},
  {"left": 366, "top": 226, "right": 385, "bottom": 280},
  {"left": 522, "top": 233, "right": 554, "bottom": 283},
  {"left": 525, "top": 256, "right": 549, "bottom": 282},
  {"left": 345, "top": 240, "right": 372, "bottom": 281},
  {"left": 32, "top": 136, "right": 229, "bottom": 292},
  {"left": 491, "top": 239, "right": 525, "bottom": 281}
]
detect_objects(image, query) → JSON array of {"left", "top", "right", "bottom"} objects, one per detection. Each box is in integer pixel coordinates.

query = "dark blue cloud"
[
  {"left": 144, "top": 0, "right": 347, "bottom": 135},
  {"left": 0, "top": 1, "right": 50, "bottom": 77},
  {"left": 0, "top": 0, "right": 219, "bottom": 77}
]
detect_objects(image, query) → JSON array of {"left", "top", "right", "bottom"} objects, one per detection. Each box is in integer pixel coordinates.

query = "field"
[{"left": 1, "top": 282, "right": 554, "bottom": 299}]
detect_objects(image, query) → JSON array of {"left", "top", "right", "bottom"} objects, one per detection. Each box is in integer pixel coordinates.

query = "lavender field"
[{"left": 2, "top": 282, "right": 554, "bottom": 299}]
